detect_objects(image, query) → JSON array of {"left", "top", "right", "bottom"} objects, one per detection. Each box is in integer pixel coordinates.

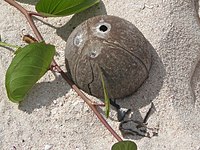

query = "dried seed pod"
[{"left": 65, "top": 15, "right": 152, "bottom": 99}]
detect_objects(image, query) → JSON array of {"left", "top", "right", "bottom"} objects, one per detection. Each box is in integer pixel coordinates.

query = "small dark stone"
[{"left": 65, "top": 15, "right": 152, "bottom": 99}]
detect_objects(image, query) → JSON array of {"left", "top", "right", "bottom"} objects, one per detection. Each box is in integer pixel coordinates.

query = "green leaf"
[
  {"left": 112, "top": 141, "right": 137, "bottom": 150},
  {"left": 5, "top": 42, "right": 55, "bottom": 103},
  {"left": 100, "top": 71, "right": 110, "bottom": 118},
  {"left": 14, "top": 47, "right": 23, "bottom": 55},
  {"left": 36, "top": 0, "right": 100, "bottom": 17}
]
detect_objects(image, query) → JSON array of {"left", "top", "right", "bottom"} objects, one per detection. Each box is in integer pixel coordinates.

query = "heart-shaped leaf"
[
  {"left": 5, "top": 42, "right": 55, "bottom": 103},
  {"left": 36, "top": 0, "right": 100, "bottom": 17},
  {"left": 112, "top": 141, "right": 137, "bottom": 150}
]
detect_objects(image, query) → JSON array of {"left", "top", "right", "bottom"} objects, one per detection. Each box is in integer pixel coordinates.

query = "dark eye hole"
[{"left": 99, "top": 25, "right": 108, "bottom": 32}]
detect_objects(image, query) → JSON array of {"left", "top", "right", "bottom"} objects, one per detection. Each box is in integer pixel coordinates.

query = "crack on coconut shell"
[{"left": 87, "top": 59, "right": 95, "bottom": 95}]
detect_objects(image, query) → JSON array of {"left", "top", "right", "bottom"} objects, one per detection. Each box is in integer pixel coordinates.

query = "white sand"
[{"left": 0, "top": 0, "right": 200, "bottom": 149}]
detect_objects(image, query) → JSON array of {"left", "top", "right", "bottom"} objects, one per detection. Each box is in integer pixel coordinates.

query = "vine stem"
[
  {"left": 4, "top": 0, "right": 122, "bottom": 142},
  {"left": 0, "top": 41, "right": 20, "bottom": 49}
]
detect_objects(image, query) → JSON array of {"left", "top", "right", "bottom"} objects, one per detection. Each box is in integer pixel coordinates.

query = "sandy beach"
[{"left": 0, "top": 0, "right": 200, "bottom": 149}]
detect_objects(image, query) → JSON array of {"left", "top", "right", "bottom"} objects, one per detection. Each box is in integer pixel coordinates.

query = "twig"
[
  {"left": 143, "top": 102, "right": 155, "bottom": 124},
  {"left": 4, "top": 0, "right": 122, "bottom": 142}
]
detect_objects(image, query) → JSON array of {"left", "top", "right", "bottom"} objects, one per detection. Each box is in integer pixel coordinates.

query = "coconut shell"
[{"left": 65, "top": 15, "right": 152, "bottom": 99}]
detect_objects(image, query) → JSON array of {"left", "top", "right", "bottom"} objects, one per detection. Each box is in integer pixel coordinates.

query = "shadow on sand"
[{"left": 18, "top": 75, "right": 71, "bottom": 114}]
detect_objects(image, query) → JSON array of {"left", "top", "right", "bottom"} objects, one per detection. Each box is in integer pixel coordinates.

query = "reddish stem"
[
  {"left": 4, "top": 0, "right": 122, "bottom": 142},
  {"left": 28, "top": 11, "right": 47, "bottom": 18}
]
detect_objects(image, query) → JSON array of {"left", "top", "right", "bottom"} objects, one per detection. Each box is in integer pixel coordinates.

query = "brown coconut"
[{"left": 65, "top": 15, "right": 152, "bottom": 99}]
